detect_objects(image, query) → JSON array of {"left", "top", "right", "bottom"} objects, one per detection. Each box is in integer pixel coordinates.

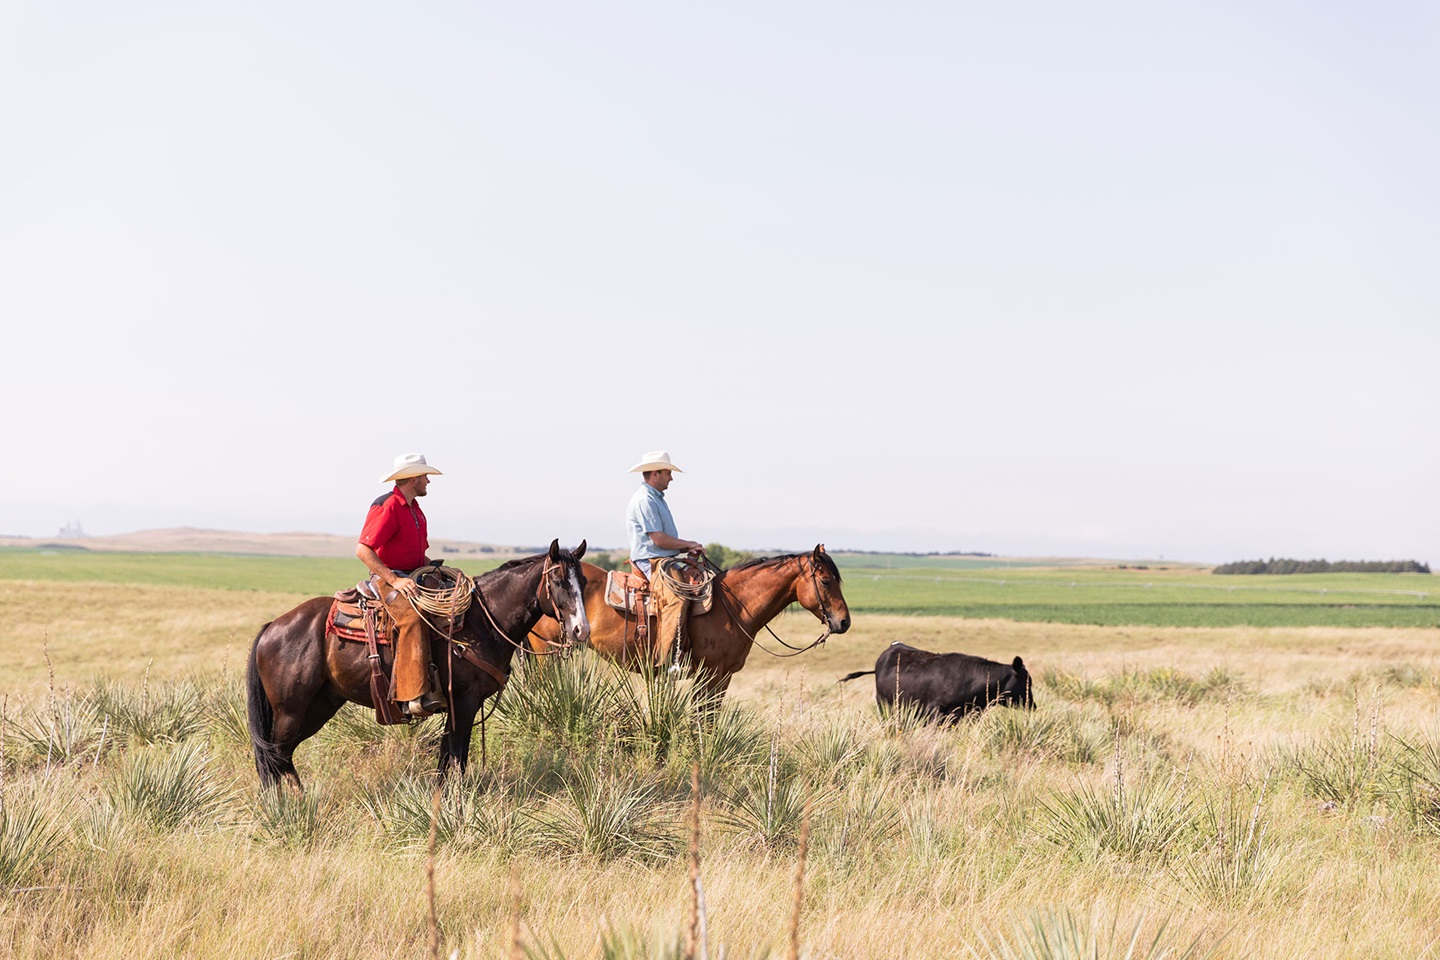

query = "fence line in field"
[{"left": 850, "top": 573, "right": 1433, "bottom": 600}]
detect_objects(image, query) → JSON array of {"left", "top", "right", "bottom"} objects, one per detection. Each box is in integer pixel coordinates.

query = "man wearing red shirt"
[{"left": 357, "top": 453, "right": 445, "bottom": 717}]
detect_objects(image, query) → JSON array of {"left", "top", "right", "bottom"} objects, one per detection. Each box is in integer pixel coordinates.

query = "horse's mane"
[
  {"left": 492, "top": 547, "right": 581, "bottom": 574},
  {"left": 730, "top": 551, "right": 842, "bottom": 583},
  {"left": 494, "top": 553, "right": 545, "bottom": 573}
]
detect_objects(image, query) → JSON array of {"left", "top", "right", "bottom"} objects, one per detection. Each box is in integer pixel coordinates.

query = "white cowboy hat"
[
  {"left": 380, "top": 453, "right": 443, "bottom": 484},
  {"left": 628, "top": 450, "right": 684, "bottom": 474}
]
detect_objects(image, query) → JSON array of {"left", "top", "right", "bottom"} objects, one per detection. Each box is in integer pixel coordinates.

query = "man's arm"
[
  {"left": 355, "top": 543, "right": 421, "bottom": 598},
  {"left": 648, "top": 532, "right": 705, "bottom": 555}
]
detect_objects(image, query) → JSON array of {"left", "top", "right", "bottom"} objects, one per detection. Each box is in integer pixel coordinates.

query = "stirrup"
[{"left": 401, "top": 695, "right": 447, "bottom": 718}]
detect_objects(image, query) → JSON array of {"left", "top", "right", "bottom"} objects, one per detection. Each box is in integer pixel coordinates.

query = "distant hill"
[{"left": 0, "top": 527, "right": 533, "bottom": 559}]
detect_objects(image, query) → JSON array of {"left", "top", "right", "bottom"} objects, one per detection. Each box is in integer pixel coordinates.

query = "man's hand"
[{"left": 392, "top": 576, "right": 420, "bottom": 599}]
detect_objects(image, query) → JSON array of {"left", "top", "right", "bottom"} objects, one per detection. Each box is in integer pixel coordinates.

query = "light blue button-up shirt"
[{"left": 627, "top": 483, "right": 680, "bottom": 566}]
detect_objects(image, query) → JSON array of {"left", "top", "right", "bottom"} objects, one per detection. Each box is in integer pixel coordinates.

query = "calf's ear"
[{"left": 1013, "top": 656, "right": 1025, "bottom": 670}]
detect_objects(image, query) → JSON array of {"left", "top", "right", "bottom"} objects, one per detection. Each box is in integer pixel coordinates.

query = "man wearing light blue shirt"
[{"left": 626, "top": 450, "right": 705, "bottom": 667}]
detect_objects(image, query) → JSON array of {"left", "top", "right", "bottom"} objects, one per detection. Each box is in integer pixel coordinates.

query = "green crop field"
[
  {"left": 0, "top": 547, "right": 505, "bottom": 595},
  {"left": 836, "top": 566, "right": 1440, "bottom": 628}
]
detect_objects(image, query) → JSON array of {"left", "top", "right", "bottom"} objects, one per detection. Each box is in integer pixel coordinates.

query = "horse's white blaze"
[{"left": 565, "top": 569, "right": 591, "bottom": 643}]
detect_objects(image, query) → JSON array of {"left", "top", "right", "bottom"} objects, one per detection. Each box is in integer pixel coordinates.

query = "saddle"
[
  {"left": 326, "top": 569, "right": 471, "bottom": 726},
  {"left": 604, "top": 568, "right": 649, "bottom": 617}
]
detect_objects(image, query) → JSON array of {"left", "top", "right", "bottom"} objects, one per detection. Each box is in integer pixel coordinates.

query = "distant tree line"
[
  {"left": 832, "top": 549, "right": 995, "bottom": 557},
  {"left": 582, "top": 543, "right": 756, "bottom": 572},
  {"left": 1213, "top": 558, "right": 1431, "bottom": 575}
]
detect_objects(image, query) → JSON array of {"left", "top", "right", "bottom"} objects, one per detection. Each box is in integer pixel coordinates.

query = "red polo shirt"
[{"left": 359, "top": 487, "right": 429, "bottom": 571}]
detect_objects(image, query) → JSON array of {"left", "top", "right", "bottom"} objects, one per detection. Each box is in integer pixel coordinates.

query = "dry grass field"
[{"left": 4, "top": 575, "right": 1440, "bottom": 958}]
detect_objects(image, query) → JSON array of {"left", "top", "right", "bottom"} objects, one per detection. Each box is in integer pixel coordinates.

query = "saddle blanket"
[{"left": 327, "top": 592, "right": 393, "bottom": 645}]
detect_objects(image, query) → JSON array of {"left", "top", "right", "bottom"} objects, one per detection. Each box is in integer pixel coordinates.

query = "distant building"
[{"left": 57, "top": 521, "right": 86, "bottom": 538}]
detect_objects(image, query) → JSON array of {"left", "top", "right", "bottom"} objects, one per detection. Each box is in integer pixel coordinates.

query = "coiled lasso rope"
[
  {"left": 407, "top": 564, "right": 474, "bottom": 629},
  {"left": 653, "top": 557, "right": 715, "bottom": 600}
]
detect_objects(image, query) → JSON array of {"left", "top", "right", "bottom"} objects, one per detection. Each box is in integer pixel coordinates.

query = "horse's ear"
[
  {"left": 573, "top": 539, "right": 587, "bottom": 560},
  {"left": 548, "top": 538, "right": 561, "bottom": 561},
  {"left": 814, "top": 543, "right": 827, "bottom": 557}
]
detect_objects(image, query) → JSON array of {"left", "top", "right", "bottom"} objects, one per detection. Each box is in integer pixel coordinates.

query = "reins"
[
  {"left": 469, "top": 559, "right": 580, "bottom": 657},
  {"left": 705, "top": 555, "right": 833, "bottom": 658}
]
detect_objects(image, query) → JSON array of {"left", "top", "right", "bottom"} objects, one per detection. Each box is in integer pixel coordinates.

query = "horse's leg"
[
  {"left": 693, "top": 669, "right": 735, "bottom": 722},
  {"left": 267, "top": 690, "right": 344, "bottom": 793},
  {"left": 437, "top": 686, "right": 485, "bottom": 780}
]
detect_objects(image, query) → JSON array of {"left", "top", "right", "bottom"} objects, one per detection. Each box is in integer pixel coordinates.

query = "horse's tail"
[
  {"left": 245, "top": 623, "right": 287, "bottom": 787},
  {"left": 838, "top": 670, "right": 875, "bottom": 683}
]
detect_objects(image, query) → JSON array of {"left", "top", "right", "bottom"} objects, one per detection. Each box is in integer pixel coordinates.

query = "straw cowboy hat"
[
  {"left": 380, "top": 453, "right": 444, "bottom": 484},
  {"left": 628, "top": 450, "right": 684, "bottom": 474}
]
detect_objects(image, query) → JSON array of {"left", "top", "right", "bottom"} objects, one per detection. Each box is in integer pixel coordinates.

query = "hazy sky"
[{"left": 3, "top": 2, "right": 1436, "bottom": 563}]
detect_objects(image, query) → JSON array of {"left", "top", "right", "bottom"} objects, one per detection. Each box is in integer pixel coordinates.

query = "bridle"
[
  {"left": 709, "top": 554, "right": 839, "bottom": 658},
  {"left": 470, "top": 558, "right": 582, "bottom": 656}
]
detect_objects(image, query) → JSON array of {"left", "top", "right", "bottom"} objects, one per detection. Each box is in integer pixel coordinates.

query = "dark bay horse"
[
  {"left": 246, "top": 540, "right": 590, "bottom": 790},
  {"left": 529, "top": 545, "right": 849, "bottom": 702}
]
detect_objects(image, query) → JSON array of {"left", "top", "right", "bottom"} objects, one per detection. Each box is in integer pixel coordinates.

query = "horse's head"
[
  {"left": 796, "top": 544, "right": 850, "bottom": 634},
  {"left": 542, "top": 538, "right": 591, "bottom": 648}
]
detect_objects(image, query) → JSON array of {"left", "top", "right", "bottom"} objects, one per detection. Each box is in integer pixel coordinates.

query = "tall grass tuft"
[
  {"left": 1042, "top": 666, "right": 1246, "bottom": 707},
  {"left": 107, "top": 742, "right": 234, "bottom": 830},
  {"left": 823, "top": 781, "right": 902, "bottom": 855},
  {"left": 969, "top": 907, "right": 1217, "bottom": 960},
  {"left": 977, "top": 706, "right": 1106, "bottom": 765}
]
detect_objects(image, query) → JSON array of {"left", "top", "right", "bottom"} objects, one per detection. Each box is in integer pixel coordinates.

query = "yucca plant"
[
  {"left": 10, "top": 692, "right": 108, "bottom": 769},
  {"left": 1287, "top": 701, "right": 1393, "bottom": 809},
  {"left": 359, "top": 771, "right": 528, "bottom": 853},
  {"left": 680, "top": 699, "right": 769, "bottom": 779},
  {"left": 203, "top": 683, "right": 251, "bottom": 749},
  {"left": 796, "top": 722, "right": 866, "bottom": 783},
  {"left": 969, "top": 907, "right": 1217, "bottom": 960},
  {"left": 251, "top": 784, "right": 335, "bottom": 849},
  {"left": 1038, "top": 766, "right": 1196, "bottom": 862},
  {"left": 613, "top": 661, "right": 705, "bottom": 762},
  {"left": 92, "top": 677, "right": 206, "bottom": 746},
  {"left": 526, "top": 763, "right": 677, "bottom": 861},
  {"left": 714, "top": 737, "right": 821, "bottom": 852},
  {"left": 107, "top": 742, "right": 234, "bottom": 831},
  {"left": 498, "top": 656, "right": 623, "bottom": 749},
  {"left": 0, "top": 785, "right": 68, "bottom": 887},
  {"left": 519, "top": 925, "right": 704, "bottom": 960},
  {"left": 1175, "top": 775, "right": 1280, "bottom": 907},
  {"left": 1390, "top": 725, "right": 1440, "bottom": 834}
]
